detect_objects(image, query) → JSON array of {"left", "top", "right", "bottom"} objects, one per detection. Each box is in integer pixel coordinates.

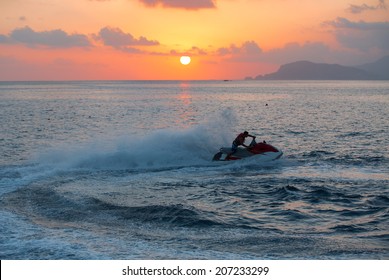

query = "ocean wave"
[
  {"left": 88, "top": 199, "right": 221, "bottom": 227},
  {"left": 1, "top": 184, "right": 221, "bottom": 229}
]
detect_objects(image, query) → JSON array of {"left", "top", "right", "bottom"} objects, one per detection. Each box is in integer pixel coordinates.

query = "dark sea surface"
[{"left": 0, "top": 80, "right": 388, "bottom": 259}]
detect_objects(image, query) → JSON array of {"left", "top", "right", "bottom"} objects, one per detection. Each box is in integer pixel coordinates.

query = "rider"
[{"left": 230, "top": 131, "right": 256, "bottom": 155}]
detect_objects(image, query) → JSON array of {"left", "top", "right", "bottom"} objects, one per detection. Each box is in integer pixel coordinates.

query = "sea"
[{"left": 0, "top": 80, "right": 388, "bottom": 260}]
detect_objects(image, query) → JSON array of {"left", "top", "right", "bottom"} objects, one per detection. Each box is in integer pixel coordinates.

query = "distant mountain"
[
  {"left": 355, "top": 56, "right": 389, "bottom": 80},
  {"left": 248, "top": 56, "right": 389, "bottom": 80}
]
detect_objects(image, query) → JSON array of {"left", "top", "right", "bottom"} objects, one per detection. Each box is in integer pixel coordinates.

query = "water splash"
[{"left": 32, "top": 109, "right": 239, "bottom": 171}]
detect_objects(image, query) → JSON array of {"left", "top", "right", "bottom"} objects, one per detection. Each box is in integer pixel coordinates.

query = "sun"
[{"left": 180, "top": 56, "right": 191, "bottom": 65}]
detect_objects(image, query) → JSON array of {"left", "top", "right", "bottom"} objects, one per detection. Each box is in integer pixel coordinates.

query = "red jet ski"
[{"left": 212, "top": 138, "right": 283, "bottom": 161}]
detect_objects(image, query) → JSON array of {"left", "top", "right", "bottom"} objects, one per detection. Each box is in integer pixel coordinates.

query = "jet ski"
[{"left": 212, "top": 138, "right": 283, "bottom": 161}]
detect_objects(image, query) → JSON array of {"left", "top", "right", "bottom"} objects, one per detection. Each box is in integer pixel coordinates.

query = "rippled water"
[{"left": 0, "top": 80, "right": 388, "bottom": 259}]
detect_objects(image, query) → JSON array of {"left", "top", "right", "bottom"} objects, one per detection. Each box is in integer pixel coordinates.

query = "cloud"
[
  {"left": 0, "top": 34, "right": 9, "bottom": 43},
  {"left": 217, "top": 41, "right": 262, "bottom": 62},
  {"left": 216, "top": 39, "right": 382, "bottom": 67},
  {"left": 263, "top": 42, "right": 333, "bottom": 64},
  {"left": 325, "top": 17, "right": 389, "bottom": 51},
  {"left": 347, "top": 0, "right": 386, "bottom": 14},
  {"left": 262, "top": 41, "right": 381, "bottom": 66},
  {"left": 241, "top": 41, "right": 263, "bottom": 55},
  {"left": 169, "top": 46, "right": 208, "bottom": 56},
  {"left": 1, "top": 25, "right": 160, "bottom": 54},
  {"left": 95, "top": 26, "right": 159, "bottom": 53},
  {"left": 0, "top": 26, "right": 91, "bottom": 48},
  {"left": 138, "top": 0, "right": 216, "bottom": 10},
  {"left": 190, "top": 46, "right": 207, "bottom": 55},
  {"left": 326, "top": 17, "right": 389, "bottom": 30}
]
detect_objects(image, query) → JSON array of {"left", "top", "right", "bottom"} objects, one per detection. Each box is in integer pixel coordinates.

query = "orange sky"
[{"left": 1, "top": 0, "right": 388, "bottom": 80}]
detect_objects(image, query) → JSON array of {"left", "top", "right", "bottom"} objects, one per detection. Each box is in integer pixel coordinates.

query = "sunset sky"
[{"left": 1, "top": 0, "right": 388, "bottom": 80}]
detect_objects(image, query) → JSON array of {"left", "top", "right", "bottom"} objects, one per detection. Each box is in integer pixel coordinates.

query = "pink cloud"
[
  {"left": 347, "top": 0, "right": 386, "bottom": 14},
  {"left": 2, "top": 26, "right": 91, "bottom": 48},
  {"left": 324, "top": 17, "right": 389, "bottom": 51},
  {"left": 94, "top": 26, "right": 159, "bottom": 53},
  {"left": 97, "top": 26, "right": 159, "bottom": 46},
  {"left": 217, "top": 41, "right": 262, "bottom": 62},
  {"left": 215, "top": 39, "right": 383, "bottom": 67},
  {"left": 170, "top": 46, "right": 208, "bottom": 56}
]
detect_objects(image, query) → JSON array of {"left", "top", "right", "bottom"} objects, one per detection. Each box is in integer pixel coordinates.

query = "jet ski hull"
[{"left": 212, "top": 141, "right": 283, "bottom": 161}]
